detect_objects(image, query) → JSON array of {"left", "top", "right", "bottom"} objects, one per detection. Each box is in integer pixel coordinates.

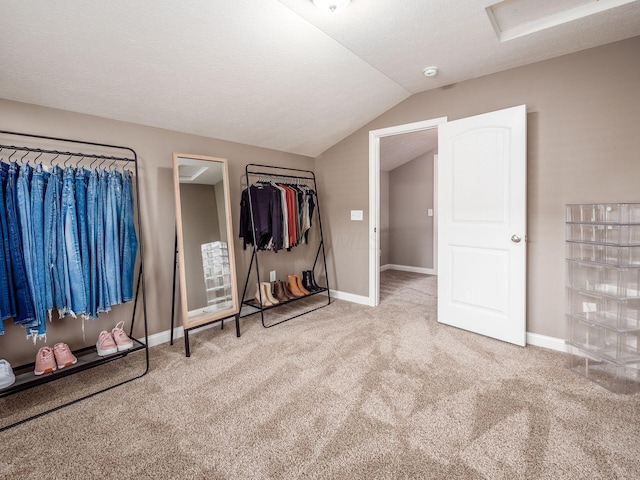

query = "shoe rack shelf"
[
  {"left": 0, "top": 130, "right": 149, "bottom": 431},
  {"left": 242, "top": 286, "right": 329, "bottom": 311},
  {"left": 0, "top": 339, "right": 146, "bottom": 398},
  {"left": 238, "top": 164, "right": 331, "bottom": 329}
]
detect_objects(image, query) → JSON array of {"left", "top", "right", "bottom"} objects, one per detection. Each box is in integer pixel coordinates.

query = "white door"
[{"left": 437, "top": 105, "right": 527, "bottom": 346}]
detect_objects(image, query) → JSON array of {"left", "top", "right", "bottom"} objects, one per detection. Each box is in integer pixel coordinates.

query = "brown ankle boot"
[
  {"left": 272, "top": 281, "right": 289, "bottom": 302},
  {"left": 287, "top": 275, "right": 305, "bottom": 297},
  {"left": 295, "top": 275, "right": 310, "bottom": 295}
]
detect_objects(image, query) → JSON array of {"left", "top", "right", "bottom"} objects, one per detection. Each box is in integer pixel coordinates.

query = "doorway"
[{"left": 368, "top": 117, "right": 447, "bottom": 307}]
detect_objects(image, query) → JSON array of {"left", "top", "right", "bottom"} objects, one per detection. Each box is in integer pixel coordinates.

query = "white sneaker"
[{"left": 0, "top": 359, "right": 16, "bottom": 389}]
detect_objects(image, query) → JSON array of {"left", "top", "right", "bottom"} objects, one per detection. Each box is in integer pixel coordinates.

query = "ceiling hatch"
[{"left": 486, "top": 0, "right": 639, "bottom": 42}]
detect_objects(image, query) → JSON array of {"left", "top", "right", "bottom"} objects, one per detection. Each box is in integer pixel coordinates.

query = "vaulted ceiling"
[{"left": 1, "top": 1, "right": 638, "bottom": 158}]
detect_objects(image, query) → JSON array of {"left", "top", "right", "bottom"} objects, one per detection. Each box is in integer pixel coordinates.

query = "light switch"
[
  {"left": 428, "top": 209, "right": 433, "bottom": 217},
  {"left": 351, "top": 210, "right": 363, "bottom": 221}
]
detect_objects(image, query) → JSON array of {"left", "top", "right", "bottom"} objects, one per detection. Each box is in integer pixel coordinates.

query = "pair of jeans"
[
  {"left": 120, "top": 170, "right": 138, "bottom": 302},
  {"left": 6, "top": 162, "right": 36, "bottom": 328},
  {"left": 94, "top": 170, "right": 110, "bottom": 314},
  {"left": 28, "top": 164, "right": 49, "bottom": 338},
  {"left": 0, "top": 163, "right": 16, "bottom": 333},
  {"left": 44, "top": 166, "right": 66, "bottom": 317},
  {"left": 61, "top": 167, "right": 88, "bottom": 318},
  {"left": 75, "top": 168, "right": 90, "bottom": 316},
  {"left": 86, "top": 169, "right": 99, "bottom": 318},
  {"left": 105, "top": 170, "right": 122, "bottom": 306}
]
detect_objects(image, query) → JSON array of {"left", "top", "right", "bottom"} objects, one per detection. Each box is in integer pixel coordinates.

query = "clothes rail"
[
  {"left": 238, "top": 163, "right": 331, "bottom": 329},
  {"left": 0, "top": 129, "right": 149, "bottom": 431}
]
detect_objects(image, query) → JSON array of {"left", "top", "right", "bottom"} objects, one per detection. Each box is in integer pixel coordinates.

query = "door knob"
[{"left": 511, "top": 234, "right": 521, "bottom": 243}]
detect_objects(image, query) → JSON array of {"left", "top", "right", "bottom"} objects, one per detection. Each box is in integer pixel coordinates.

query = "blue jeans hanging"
[
  {"left": 7, "top": 162, "right": 36, "bottom": 329},
  {"left": 86, "top": 169, "right": 99, "bottom": 318},
  {"left": 62, "top": 167, "right": 87, "bottom": 318},
  {"left": 29, "top": 163, "right": 49, "bottom": 339},
  {"left": 0, "top": 163, "right": 16, "bottom": 332},
  {"left": 75, "top": 167, "right": 91, "bottom": 316},
  {"left": 120, "top": 170, "right": 138, "bottom": 302},
  {"left": 96, "top": 169, "right": 110, "bottom": 313},
  {"left": 105, "top": 170, "right": 122, "bottom": 306},
  {"left": 44, "top": 165, "right": 66, "bottom": 317}
]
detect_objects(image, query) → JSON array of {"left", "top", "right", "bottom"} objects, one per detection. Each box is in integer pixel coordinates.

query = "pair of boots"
[
  {"left": 255, "top": 282, "right": 280, "bottom": 307},
  {"left": 254, "top": 272, "right": 322, "bottom": 306},
  {"left": 287, "top": 274, "right": 309, "bottom": 297},
  {"left": 301, "top": 270, "right": 321, "bottom": 292},
  {"left": 254, "top": 280, "right": 300, "bottom": 306}
]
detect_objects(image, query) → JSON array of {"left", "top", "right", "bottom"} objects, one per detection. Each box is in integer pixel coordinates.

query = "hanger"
[
  {"left": 19, "top": 151, "right": 29, "bottom": 165},
  {"left": 63, "top": 154, "right": 73, "bottom": 168},
  {"left": 50, "top": 153, "right": 60, "bottom": 167},
  {"left": 33, "top": 152, "right": 44, "bottom": 165},
  {"left": 75, "top": 155, "right": 84, "bottom": 168}
]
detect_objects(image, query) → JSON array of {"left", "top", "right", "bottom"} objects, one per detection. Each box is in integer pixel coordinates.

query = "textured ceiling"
[
  {"left": 0, "top": 0, "right": 638, "bottom": 158},
  {"left": 380, "top": 130, "right": 438, "bottom": 172}
]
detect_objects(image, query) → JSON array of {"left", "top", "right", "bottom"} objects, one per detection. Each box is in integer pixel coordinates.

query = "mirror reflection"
[{"left": 173, "top": 154, "right": 238, "bottom": 327}]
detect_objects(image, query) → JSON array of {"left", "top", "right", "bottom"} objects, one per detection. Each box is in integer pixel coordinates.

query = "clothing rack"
[
  {"left": 0, "top": 129, "right": 149, "bottom": 431},
  {"left": 238, "top": 164, "right": 331, "bottom": 328}
]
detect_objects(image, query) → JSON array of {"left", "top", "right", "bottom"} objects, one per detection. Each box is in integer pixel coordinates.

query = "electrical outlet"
[{"left": 270, "top": 270, "right": 276, "bottom": 282}]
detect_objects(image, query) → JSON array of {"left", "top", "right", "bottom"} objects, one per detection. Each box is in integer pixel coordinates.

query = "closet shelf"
[{"left": 0, "top": 339, "right": 146, "bottom": 398}]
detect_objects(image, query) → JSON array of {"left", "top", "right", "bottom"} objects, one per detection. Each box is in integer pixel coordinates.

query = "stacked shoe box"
[
  {"left": 566, "top": 203, "right": 640, "bottom": 393},
  {"left": 201, "top": 241, "right": 233, "bottom": 312}
]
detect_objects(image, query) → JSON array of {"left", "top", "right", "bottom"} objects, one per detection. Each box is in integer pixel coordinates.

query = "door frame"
[{"left": 368, "top": 117, "right": 447, "bottom": 307}]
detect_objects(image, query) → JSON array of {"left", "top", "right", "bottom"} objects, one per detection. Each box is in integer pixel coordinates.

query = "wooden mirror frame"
[{"left": 172, "top": 153, "right": 238, "bottom": 329}]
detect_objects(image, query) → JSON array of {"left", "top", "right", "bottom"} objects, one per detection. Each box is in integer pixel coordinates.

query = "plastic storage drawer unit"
[
  {"left": 566, "top": 223, "right": 640, "bottom": 245},
  {"left": 566, "top": 242, "right": 640, "bottom": 266},
  {"left": 566, "top": 203, "right": 640, "bottom": 225},
  {"left": 567, "top": 315, "right": 640, "bottom": 363},
  {"left": 566, "top": 287, "right": 640, "bottom": 330},
  {"left": 566, "top": 345, "right": 640, "bottom": 394},
  {"left": 566, "top": 260, "right": 640, "bottom": 297}
]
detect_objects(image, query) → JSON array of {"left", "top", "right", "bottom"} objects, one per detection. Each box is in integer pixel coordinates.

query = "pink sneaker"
[
  {"left": 53, "top": 342, "right": 77, "bottom": 369},
  {"left": 34, "top": 346, "right": 57, "bottom": 375},
  {"left": 111, "top": 321, "right": 133, "bottom": 352},
  {"left": 96, "top": 331, "right": 118, "bottom": 356}
]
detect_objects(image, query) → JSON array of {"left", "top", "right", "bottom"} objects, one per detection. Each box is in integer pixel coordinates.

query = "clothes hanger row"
[
  {"left": 0, "top": 145, "right": 133, "bottom": 171},
  {"left": 254, "top": 173, "right": 313, "bottom": 186}
]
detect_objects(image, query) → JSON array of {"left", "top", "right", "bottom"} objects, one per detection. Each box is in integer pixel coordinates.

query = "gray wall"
[
  {"left": 315, "top": 36, "right": 640, "bottom": 340},
  {"left": 389, "top": 151, "right": 434, "bottom": 269},
  {"left": 380, "top": 171, "right": 390, "bottom": 266},
  {"left": 0, "top": 99, "right": 313, "bottom": 365},
  {"left": 180, "top": 183, "right": 220, "bottom": 310}
]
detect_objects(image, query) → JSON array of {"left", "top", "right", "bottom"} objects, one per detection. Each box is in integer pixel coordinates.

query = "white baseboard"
[
  {"left": 138, "top": 319, "right": 228, "bottom": 348},
  {"left": 381, "top": 264, "right": 436, "bottom": 275},
  {"left": 329, "top": 290, "right": 373, "bottom": 306},
  {"left": 141, "top": 308, "right": 566, "bottom": 356},
  {"left": 526, "top": 332, "right": 566, "bottom": 352}
]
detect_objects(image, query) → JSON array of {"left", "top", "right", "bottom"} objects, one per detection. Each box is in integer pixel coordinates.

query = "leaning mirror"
[{"left": 172, "top": 153, "right": 238, "bottom": 330}]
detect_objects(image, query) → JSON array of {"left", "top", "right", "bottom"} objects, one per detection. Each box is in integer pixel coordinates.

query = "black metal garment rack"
[
  {"left": 238, "top": 164, "right": 331, "bottom": 328},
  {"left": 0, "top": 130, "right": 149, "bottom": 431}
]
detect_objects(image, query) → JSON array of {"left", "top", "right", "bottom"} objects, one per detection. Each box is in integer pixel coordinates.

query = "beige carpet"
[{"left": 2, "top": 270, "right": 640, "bottom": 479}]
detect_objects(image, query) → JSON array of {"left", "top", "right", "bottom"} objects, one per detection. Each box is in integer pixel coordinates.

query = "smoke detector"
[{"left": 423, "top": 66, "right": 438, "bottom": 77}]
